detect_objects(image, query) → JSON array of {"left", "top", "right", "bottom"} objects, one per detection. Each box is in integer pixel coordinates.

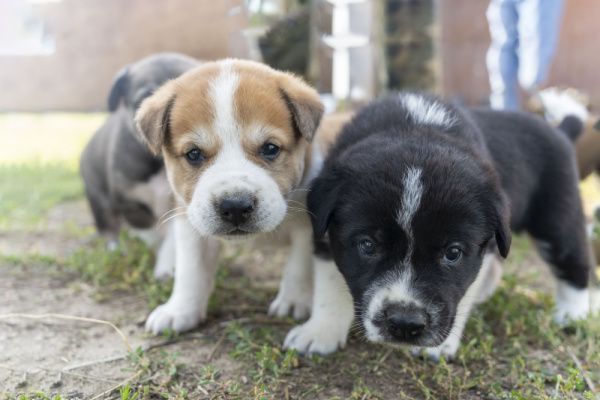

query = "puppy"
[
  {"left": 135, "top": 59, "right": 355, "bottom": 355},
  {"left": 308, "top": 92, "right": 594, "bottom": 359},
  {"left": 537, "top": 87, "right": 600, "bottom": 180},
  {"left": 80, "top": 53, "right": 199, "bottom": 277}
]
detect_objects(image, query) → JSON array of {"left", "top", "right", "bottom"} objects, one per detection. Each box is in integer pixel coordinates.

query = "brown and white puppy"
[{"left": 135, "top": 59, "right": 354, "bottom": 354}]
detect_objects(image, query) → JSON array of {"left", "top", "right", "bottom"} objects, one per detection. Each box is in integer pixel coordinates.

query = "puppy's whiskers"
[
  {"left": 158, "top": 206, "right": 187, "bottom": 224},
  {"left": 159, "top": 211, "right": 188, "bottom": 226}
]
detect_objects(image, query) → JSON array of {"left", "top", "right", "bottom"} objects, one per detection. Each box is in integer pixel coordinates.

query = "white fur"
[
  {"left": 145, "top": 214, "right": 221, "bottom": 334},
  {"left": 554, "top": 280, "right": 590, "bottom": 324},
  {"left": 284, "top": 258, "right": 354, "bottom": 355},
  {"left": 475, "top": 253, "right": 503, "bottom": 304},
  {"left": 400, "top": 93, "right": 456, "bottom": 128},
  {"left": 268, "top": 220, "right": 314, "bottom": 320},
  {"left": 363, "top": 167, "right": 425, "bottom": 341},
  {"left": 183, "top": 63, "right": 288, "bottom": 236},
  {"left": 414, "top": 252, "right": 497, "bottom": 360},
  {"left": 153, "top": 220, "right": 176, "bottom": 280},
  {"left": 396, "top": 167, "right": 423, "bottom": 261},
  {"left": 538, "top": 87, "right": 589, "bottom": 124},
  {"left": 364, "top": 269, "right": 420, "bottom": 342}
]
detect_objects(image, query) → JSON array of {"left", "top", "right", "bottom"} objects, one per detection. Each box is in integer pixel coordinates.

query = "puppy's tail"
[
  {"left": 537, "top": 87, "right": 589, "bottom": 142},
  {"left": 557, "top": 115, "right": 584, "bottom": 142}
]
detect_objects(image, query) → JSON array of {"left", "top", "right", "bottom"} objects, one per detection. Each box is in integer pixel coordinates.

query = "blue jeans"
[{"left": 486, "top": 0, "right": 564, "bottom": 110}]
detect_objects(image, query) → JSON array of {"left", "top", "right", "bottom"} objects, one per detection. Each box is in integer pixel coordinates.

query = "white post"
[{"left": 323, "top": 0, "right": 369, "bottom": 104}]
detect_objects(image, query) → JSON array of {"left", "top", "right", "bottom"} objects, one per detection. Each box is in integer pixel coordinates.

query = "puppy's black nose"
[
  {"left": 218, "top": 196, "right": 255, "bottom": 225},
  {"left": 384, "top": 305, "right": 426, "bottom": 342}
]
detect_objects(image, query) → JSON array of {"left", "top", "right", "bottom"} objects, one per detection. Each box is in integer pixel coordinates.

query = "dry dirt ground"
[
  {"left": 1, "top": 114, "right": 599, "bottom": 399},
  {"left": 1, "top": 199, "right": 599, "bottom": 400}
]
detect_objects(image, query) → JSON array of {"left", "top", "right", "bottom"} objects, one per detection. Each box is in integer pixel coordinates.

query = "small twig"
[
  {"left": 208, "top": 331, "right": 227, "bottom": 362},
  {"left": 0, "top": 363, "right": 119, "bottom": 385},
  {"left": 377, "top": 348, "right": 393, "bottom": 365},
  {"left": 566, "top": 346, "right": 597, "bottom": 393},
  {"left": 64, "top": 333, "right": 210, "bottom": 371},
  {"left": 197, "top": 385, "right": 209, "bottom": 396},
  {"left": 217, "top": 316, "right": 292, "bottom": 327},
  {"left": 62, "top": 355, "right": 129, "bottom": 371},
  {"left": 89, "top": 370, "right": 143, "bottom": 400},
  {"left": 0, "top": 313, "right": 132, "bottom": 352},
  {"left": 143, "top": 333, "right": 211, "bottom": 352}
]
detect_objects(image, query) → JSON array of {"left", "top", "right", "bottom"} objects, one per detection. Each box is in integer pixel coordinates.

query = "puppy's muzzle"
[
  {"left": 378, "top": 303, "right": 428, "bottom": 343},
  {"left": 217, "top": 195, "right": 256, "bottom": 226}
]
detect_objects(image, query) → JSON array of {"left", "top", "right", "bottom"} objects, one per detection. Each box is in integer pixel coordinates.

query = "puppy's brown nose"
[
  {"left": 384, "top": 305, "right": 426, "bottom": 342},
  {"left": 218, "top": 196, "right": 255, "bottom": 226}
]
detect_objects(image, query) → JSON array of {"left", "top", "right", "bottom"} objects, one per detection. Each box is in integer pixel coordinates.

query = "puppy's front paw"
[
  {"left": 554, "top": 303, "right": 590, "bottom": 326},
  {"left": 283, "top": 319, "right": 348, "bottom": 355},
  {"left": 145, "top": 302, "right": 205, "bottom": 335},
  {"left": 411, "top": 340, "right": 459, "bottom": 362},
  {"left": 554, "top": 285, "right": 590, "bottom": 325},
  {"left": 268, "top": 289, "right": 312, "bottom": 320}
]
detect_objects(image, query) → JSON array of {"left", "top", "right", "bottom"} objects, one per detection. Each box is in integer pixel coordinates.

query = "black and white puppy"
[
  {"left": 308, "top": 92, "right": 594, "bottom": 359},
  {"left": 80, "top": 53, "right": 198, "bottom": 277}
]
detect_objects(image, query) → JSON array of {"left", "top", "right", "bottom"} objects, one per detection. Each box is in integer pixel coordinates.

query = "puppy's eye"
[
  {"left": 358, "top": 238, "right": 376, "bottom": 257},
  {"left": 185, "top": 148, "right": 205, "bottom": 166},
  {"left": 443, "top": 245, "right": 462, "bottom": 264},
  {"left": 259, "top": 142, "right": 280, "bottom": 161}
]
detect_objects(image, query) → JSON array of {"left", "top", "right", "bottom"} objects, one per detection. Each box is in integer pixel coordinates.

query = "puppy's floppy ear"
[
  {"left": 108, "top": 66, "right": 129, "bottom": 112},
  {"left": 134, "top": 80, "right": 177, "bottom": 155},
  {"left": 307, "top": 171, "right": 343, "bottom": 239},
  {"left": 279, "top": 75, "right": 324, "bottom": 141},
  {"left": 493, "top": 192, "right": 511, "bottom": 258}
]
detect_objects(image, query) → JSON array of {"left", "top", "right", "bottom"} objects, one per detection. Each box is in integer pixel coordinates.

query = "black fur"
[
  {"left": 558, "top": 115, "right": 584, "bottom": 142},
  {"left": 308, "top": 92, "right": 591, "bottom": 346}
]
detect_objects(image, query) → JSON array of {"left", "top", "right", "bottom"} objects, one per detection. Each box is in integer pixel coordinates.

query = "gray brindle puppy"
[{"left": 80, "top": 53, "right": 199, "bottom": 277}]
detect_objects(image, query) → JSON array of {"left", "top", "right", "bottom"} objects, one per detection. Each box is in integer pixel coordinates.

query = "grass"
[
  {"left": 1, "top": 113, "right": 600, "bottom": 399},
  {"left": 0, "top": 113, "right": 101, "bottom": 230},
  {"left": 65, "top": 232, "right": 172, "bottom": 307},
  {"left": 0, "top": 163, "right": 83, "bottom": 229}
]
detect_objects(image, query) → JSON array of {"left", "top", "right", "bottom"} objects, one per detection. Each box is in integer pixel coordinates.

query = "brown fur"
[{"left": 574, "top": 115, "right": 600, "bottom": 179}]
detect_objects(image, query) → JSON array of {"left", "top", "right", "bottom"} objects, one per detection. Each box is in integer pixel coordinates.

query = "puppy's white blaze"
[
  {"left": 396, "top": 167, "right": 423, "bottom": 261},
  {"left": 554, "top": 280, "right": 590, "bottom": 323},
  {"left": 210, "top": 60, "right": 240, "bottom": 142},
  {"left": 364, "top": 268, "right": 421, "bottom": 340},
  {"left": 400, "top": 93, "right": 456, "bottom": 128}
]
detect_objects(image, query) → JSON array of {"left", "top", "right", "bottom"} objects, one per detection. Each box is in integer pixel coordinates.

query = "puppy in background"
[
  {"left": 80, "top": 53, "right": 199, "bottom": 278},
  {"left": 308, "top": 92, "right": 595, "bottom": 359},
  {"left": 536, "top": 87, "right": 600, "bottom": 179}
]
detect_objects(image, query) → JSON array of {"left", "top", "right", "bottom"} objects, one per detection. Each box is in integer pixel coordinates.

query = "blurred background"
[
  {"left": 2, "top": 0, "right": 600, "bottom": 232},
  {"left": 1, "top": 0, "right": 600, "bottom": 112}
]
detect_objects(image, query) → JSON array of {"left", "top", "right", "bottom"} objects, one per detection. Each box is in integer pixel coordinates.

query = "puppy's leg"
[
  {"left": 283, "top": 257, "right": 354, "bottom": 355},
  {"left": 528, "top": 184, "right": 592, "bottom": 324},
  {"left": 145, "top": 215, "right": 221, "bottom": 334},
  {"left": 268, "top": 224, "right": 313, "bottom": 320},
  {"left": 153, "top": 220, "right": 176, "bottom": 280},
  {"left": 475, "top": 254, "right": 503, "bottom": 304},
  {"left": 415, "top": 253, "right": 496, "bottom": 361},
  {"left": 84, "top": 185, "right": 120, "bottom": 248}
]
